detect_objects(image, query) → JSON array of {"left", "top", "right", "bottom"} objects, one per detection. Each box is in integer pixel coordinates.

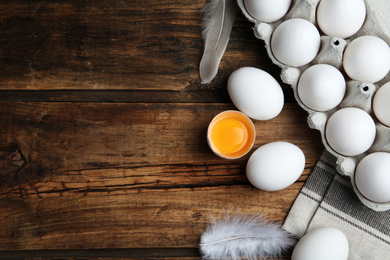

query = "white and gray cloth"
[{"left": 283, "top": 150, "right": 390, "bottom": 260}]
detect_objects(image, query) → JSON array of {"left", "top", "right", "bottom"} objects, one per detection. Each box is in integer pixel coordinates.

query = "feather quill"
[
  {"left": 199, "top": 0, "right": 235, "bottom": 84},
  {"left": 200, "top": 214, "right": 296, "bottom": 259}
]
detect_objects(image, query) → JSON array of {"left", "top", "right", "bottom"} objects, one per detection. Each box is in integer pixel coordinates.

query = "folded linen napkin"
[{"left": 283, "top": 150, "right": 390, "bottom": 260}]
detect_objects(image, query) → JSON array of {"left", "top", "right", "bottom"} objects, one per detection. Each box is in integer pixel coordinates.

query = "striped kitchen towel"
[{"left": 283, "top": 150, "right": 390, "bottom": 260}]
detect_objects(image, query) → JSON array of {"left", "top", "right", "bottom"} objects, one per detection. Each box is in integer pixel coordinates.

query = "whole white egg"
[
  {"left": 373, "top": 82, "right": 390, "bottom": 127},
  {"left": 343, "top": 36, "right": 390, "bottom": 83},
  {"left": 244, "top": 0, "right": 292, "bottom": 23},
  {"left": 355, "top": 152, "right": 390, "bottom": 203},
  {"left": 325, "top": 107, "right": 376, "bottom": 156},
  {"left": 317, "top": 0, "right": 366, "bottom": 38},
  {"left": 271, "top": 18, "right": 321, "bottom": 67},
  {"left": 246, "top": 142, "right": 305, "bottom": 191},
  {"left": 297, "top": 64, "right": 346, "bottom": 111},
  {"left": 228, "top": 67, "right": 284, "bottom": 120},
  {"left": 292, "top": 227, "right": 349, "bottom": 260}
]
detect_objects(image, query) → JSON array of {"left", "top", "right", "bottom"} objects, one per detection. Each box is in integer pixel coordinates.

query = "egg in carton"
[{"left": 237, "top": 0, "right": 390, "bottom": 211}]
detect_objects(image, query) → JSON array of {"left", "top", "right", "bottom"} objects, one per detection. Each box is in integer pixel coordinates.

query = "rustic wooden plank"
[
  {"left": 0, "top": 102, "right": 322, "bottom": 251},
  {"left": 0, "top": 102, "right": 322, "bottom": 190},
  {"left": 0, "top": 248, "right": 201, "bottom": 259},
  {"left": 0, "top": 0, "right": 286, "bottom": 94},
  {"left": 0, "top": 183, "right": 304, "bottom": 250}
]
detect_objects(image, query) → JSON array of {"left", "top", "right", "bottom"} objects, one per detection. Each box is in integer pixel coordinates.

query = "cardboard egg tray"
[{"left": 237, "top": 0, "right": 390, "bottom": 211}]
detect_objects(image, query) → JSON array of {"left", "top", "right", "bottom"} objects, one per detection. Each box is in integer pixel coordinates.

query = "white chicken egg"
[
  {"left": 325, "top": 107, "right": 376, "bottom": 156},
  {"left": 246, "top": 142, "right": 305, "bottom": 191},
  {"left": 355, "top": 152, "right": 390, "bottom": 203},
  {"left": 297, "top": 64, "right": 346, "bottom": 111},
  {"left": 243, "top": 0, "right": 292, "bottom": 23},
  {"left": 317, "top": 0, "right": 366, "bottom": 39},
  {"left": 373, "top": 82, "right": 390, "bottom": 127},
  {"left": 343, "top": 35, "right": 390, "bottom": 83},
  {"left": 271, "top": 18, "right": 321, "bottom": 67},
  {"left": 227, "top": 67, "right": 284, "bottom": 120},
  {"left": 292, "top": 227, "right": 349, "bottom": 260}
]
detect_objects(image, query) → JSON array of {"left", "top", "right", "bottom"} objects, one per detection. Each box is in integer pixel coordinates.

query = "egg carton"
[{"left": 237, "top": 0, "right": 390, "bottom": 211}]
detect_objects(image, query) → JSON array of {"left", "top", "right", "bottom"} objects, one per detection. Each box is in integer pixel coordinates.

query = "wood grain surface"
[{"left": 0, "top": 0, "right": 324, "bottom": 259}]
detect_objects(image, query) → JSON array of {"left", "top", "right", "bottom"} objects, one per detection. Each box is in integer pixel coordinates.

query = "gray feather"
[
  {"left": 200, "top": 214, "right": 296, "bottom": 259},
  {"left": 199, "top": 0, "right": 235, "bottom": 84}
]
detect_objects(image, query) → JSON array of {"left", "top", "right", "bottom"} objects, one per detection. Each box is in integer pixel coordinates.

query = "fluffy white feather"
[{"left": 200, "top": 214, "right": 296, "bottom": 259}]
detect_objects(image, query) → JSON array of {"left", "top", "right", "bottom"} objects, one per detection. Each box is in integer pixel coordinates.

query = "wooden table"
[{"left": 0, "top": 1, "right": 323, "bottom": 259}]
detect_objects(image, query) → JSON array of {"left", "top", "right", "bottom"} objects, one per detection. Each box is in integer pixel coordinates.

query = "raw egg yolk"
[{"left": 211, "top": 118, "right": 248, "bottom": 155}]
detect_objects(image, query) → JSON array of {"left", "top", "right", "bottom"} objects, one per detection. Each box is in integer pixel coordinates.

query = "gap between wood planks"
[
  {"left": 0, "top": 89, "right": 297, "bottom": 103},
  {"left": 0, "top": 248, "right": 290, "bottom": 259},
  {"left": 0, "top": 248, "right": 201, "bottom": 259}
]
